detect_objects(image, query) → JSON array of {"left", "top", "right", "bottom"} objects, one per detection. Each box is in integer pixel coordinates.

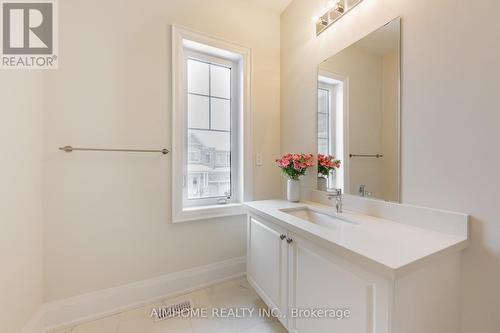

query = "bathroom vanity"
[
  {"left": 248, "top": 16, "right": 469, "bottom": 333},
  {"left": 245, "top": 199, "right": 468, "bottom": 333}
]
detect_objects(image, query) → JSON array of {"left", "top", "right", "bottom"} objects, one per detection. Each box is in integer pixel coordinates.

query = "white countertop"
[{"left": 244, "top": 200, "right": 468, "bottom": 278}]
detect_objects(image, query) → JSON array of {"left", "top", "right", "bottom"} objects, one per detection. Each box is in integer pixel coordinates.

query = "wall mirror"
[{"left": 317, "top": 17, "right": 400, "bottom": 202}]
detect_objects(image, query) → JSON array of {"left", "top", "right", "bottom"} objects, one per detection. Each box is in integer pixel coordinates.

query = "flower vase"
[
  {"left": 287, "top": 179, "right": 301, "bottom": 202},
  {"left": 317, "top": 176, "right": 328, "bottom": 192}
]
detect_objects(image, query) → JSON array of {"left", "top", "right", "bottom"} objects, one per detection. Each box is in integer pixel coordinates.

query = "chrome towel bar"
[
  {"left": 349, "top": 153, "right": 383, "bottom": 158},
  {"left": 59, "top": 146, "right": 169, "bottom": 155}
]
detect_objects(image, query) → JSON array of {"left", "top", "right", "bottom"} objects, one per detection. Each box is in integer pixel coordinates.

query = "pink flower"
[
  {"left": 280, "top": 158, "right": 290, "bottom": 167},
  {"left": 276, "top": 153, "right": 315, "bottom": 179},
  {"left": 318, "top": 154, "right": 341, "bottom": 176}
]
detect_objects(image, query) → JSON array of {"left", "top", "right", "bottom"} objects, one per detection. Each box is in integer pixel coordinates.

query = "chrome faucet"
[
  {"left": 326, "top": 189, "right": 343, "bottom": 213},
  {"left": 358, "top": 184, "right": 366, "bottom": 197},
  {"left": 358, "top": 184, "right": 372, "bottom": 198}
]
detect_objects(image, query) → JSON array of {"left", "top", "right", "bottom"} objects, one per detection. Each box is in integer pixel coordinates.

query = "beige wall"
[
  {"left": 281, "top": 0, "right": 500, "bottom": 332},
  {"left": 0, "top": 72, "right": 44, "bottom": 332},
  {"left": 43, "top": 0, "right": 281, "bottom": 301}
]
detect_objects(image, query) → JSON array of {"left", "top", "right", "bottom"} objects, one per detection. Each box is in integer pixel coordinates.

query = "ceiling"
[{"left": 248, "top": 0, "right": 293, "bottom": 13}]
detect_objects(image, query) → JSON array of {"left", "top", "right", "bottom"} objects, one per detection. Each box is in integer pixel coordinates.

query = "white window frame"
[
  {"left": 317, "top": 82, "right": 336, "bottom": 156},
  {"left": 172, "top": 25, "right": 252, "bottom": 223},
  {"left": 318, "top": 71, "right": 347, "bottom": 192},
  {"left": 183, "top": 52, "right": 238, "bottom": 208}
]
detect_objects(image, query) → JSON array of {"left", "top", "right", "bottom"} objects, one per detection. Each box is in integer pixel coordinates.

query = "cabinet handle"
[
  {"left": 286, "top": 238, "right": 293, "bottom": 244},
  {"left": 280, "top": 234, "right": 286, "bottom": 240}
]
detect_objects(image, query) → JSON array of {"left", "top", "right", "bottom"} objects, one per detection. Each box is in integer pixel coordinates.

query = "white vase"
[
  {"left": 317, "top": 177, "right": 327, "bottom": 192},
  {"left": 287, "top": 179, "right": 300, "bottom": 202}
]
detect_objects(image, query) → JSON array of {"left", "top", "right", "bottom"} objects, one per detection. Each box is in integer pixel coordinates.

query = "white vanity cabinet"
[
  {"left": 247, "top": 216, "right": 288, "bottom": 323},
  {"left": 287, "top": 232, "right": 390, "bottom": 333},
  {"left": 247, "top": 214, "right": 390, "bottom": 332},
  {"left": 246, "top": 202, "right": 467, "bottom": 333}
]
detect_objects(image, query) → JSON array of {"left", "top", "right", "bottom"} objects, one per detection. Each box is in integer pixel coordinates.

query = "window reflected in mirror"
[{"left": 317, "top": 74, "right": 345, "bottom": 191}]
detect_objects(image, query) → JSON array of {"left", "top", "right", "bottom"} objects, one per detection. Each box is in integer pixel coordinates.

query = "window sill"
[{"left": 173, "top": 203, "right": 246, "bottom": 223}]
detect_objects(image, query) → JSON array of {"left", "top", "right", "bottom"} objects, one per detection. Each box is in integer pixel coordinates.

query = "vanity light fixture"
[
  {"left": 316, "top": 0, "right": 364, "bottom": 35},
  {"left": 333, "top": 0, "right": 345, "bottom": 14}
]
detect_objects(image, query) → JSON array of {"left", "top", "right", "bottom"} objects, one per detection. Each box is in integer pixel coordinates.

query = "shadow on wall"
[{"left": 460, "top": 216, "right": 500, "bottom": 331}]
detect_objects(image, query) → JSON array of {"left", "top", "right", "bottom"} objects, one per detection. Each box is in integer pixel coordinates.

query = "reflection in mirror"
[{"left": 317, "top": 18, "right": 400, "bottom": 202}]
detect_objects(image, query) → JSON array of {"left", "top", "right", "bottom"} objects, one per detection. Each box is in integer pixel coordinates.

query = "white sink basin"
[{"left": 280, "top": 206, "right": 359, "bottom": 229}]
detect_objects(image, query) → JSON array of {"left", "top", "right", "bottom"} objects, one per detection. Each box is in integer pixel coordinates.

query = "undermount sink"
[{"left": 280, "top": 206, "right": 359, "bottom": 228}]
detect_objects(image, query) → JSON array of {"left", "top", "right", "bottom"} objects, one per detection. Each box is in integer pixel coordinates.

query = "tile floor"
[{"left": 52, "top": 277, "right": 287, "bottom": 333}]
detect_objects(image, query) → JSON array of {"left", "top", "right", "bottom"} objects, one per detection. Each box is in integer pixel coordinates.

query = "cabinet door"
[
  {"left": 247, "top": 215, "right": 288, "bottom": 320},
  {"left": 288, "top": 234, "right": 376, "bottom": 333}
]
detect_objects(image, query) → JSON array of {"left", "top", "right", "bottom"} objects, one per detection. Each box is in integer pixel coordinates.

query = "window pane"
[
  {"left": 188, "top": 94, "right": 209, "bottom": 129},
  {"left": 188, "top": 59, "right": 209, "bottom": 95},
  {"left": 211, "top": 98, "right": 230, "bottom": 131},
  {"left": 318, "top": 138, "right": 329, "bottom": 155},
  {"left": 318, "top": 113, "right": 329, "bottom": 139},
  {"left": 318, "top": 89, "right": 329, "bottom": 114},
  {"left": 210, "top": 65, "right": 231, "bottom": 99},
  {"left": 187, "top": 129, "right": 231, "bottom": 199}
]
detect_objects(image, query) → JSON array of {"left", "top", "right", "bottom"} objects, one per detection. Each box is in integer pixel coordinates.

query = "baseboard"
[{"left": 24, "top": 256, "right": 246, "bottom": 333}]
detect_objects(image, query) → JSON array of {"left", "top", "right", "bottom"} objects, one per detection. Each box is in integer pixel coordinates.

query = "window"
[
  {"left": 186, "top": 57, "right": 232, "bottom": 200},
  {"left": 317, "top": 85, "right": 332, "bottom": 156},
  {"left": 188, "top": 151, "right": 200, "bottom": 162},
  {"left": 318, "top": 73, "right": 345, "bottom": 191},
  {"left": 172, "top": 26, "right": 252, "bottom": 223}
]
